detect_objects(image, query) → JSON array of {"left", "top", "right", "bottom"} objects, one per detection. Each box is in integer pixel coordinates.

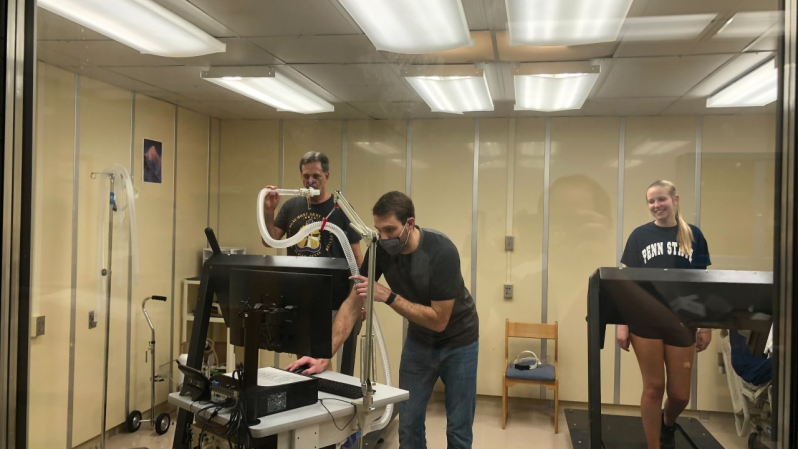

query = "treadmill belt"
[{"left": 565, "top": 409, "right": 724, "bottom": 449}]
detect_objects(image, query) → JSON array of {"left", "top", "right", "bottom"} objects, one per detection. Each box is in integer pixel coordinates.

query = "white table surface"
[{"left": 168, "top": 368, "right": 408, "bottom": 439}]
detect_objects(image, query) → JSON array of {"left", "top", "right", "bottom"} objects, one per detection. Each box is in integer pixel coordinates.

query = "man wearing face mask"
[
  {"left": 287, "top": 191, "right": 480, "bottom": 449},
  {"left": 262, "top": 151, "right": 364, "bottom": 375}
]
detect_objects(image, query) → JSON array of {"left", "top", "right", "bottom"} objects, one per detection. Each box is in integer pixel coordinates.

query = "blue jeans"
[{"left": 398, "top": 338, "right": 479, "bottom": 449}]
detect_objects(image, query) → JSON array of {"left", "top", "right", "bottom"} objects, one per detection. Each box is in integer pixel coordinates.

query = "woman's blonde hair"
[{"left": 648, "top": 180, "right": 694, "bottom": 256}]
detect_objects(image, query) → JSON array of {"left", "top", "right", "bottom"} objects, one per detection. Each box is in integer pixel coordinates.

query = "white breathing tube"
[
  {"left": 256, "top": 188, "right": 394, "bottom": 432},
  {"left": 95, "top": 164, "right": 139, "bottom": 319}
]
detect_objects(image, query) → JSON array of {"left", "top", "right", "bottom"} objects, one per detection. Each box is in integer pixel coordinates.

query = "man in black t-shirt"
[
  {"left": 287, "top": 191, "right": 480, "bottom": 449},
  {"left": 262, "top": 151, "right": 363, "bottom": 271},
  {"left": 262, "top": 152, "right": 364, "bottom": 375}
]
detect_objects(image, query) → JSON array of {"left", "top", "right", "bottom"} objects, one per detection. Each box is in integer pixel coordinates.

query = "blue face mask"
[{"left": 379, "top": 223, "right": 409, "bottom": 255}]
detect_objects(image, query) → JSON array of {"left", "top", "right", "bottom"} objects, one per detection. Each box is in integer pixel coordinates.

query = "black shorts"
[{"left": 629, "top": 323, "right": 696, "bottom": 347}]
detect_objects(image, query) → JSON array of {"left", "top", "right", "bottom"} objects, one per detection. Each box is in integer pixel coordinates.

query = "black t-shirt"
[
  {"left": 621, "top": 222, "right": 711, "bottom": 269},
  {"left": 274, "top": 195, "right": 362, "bottom": 309},
  {"left": 360, "top": 227, "right": 479, "bottom": 349}
]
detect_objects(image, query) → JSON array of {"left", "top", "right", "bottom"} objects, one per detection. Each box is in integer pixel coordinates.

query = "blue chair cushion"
[{"left": 506, "top": 362, "right": 555, "bottom": 382}]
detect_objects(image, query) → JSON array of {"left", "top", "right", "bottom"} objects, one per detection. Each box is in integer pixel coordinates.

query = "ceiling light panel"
[
  {"left": 513, "top": 62, "right": 600, "bottom": 111},
  {"left": 403, "top": 66, "right": 493, "bottom": 114},
  {"left": 337, "top": 0, "right": 473, "bottom": 53},
  {"left": 505, "top": 0, "right": 633, "bottom": 46},
  {"left": 202, "top": 67, "right": 334, "bottom": 114},
  {"left": 38, "top": 0, "right": 226, "bottom": 57},
  {"left": 707, "top": 59, "right": 778, "bottom": 108}
]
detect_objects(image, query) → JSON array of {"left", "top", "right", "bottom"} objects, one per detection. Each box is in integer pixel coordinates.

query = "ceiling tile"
[
  {"left": 38, "top": 40, "right": 178, "bottom": 67},
  {"left": 577, "top": 97, "right": 679, "bottom": 116},
  {"left": 216, "top": 101, "right": 372, "bottom": 120},
  {"left": 461, "top": 0, "right": 507, "bottom": 30},
  {"left": 102, "top": 66, "right": 252, "bottom": 101},
  {"left": 185, "top": 0, "right": 360, "bottom": 37},
  {"left": 151, "top": 0, "right": 237, "bottom": 38},
  {"left": 250, "top": 35, "right": 385, "bottom": 64},
  {"left": 495, "top": 31, "right": 618, "bottom": 62},
  {"left": 37, "top": 8, "right": 107, "bottom": 40},
  {"left": 381, "top": 31, "right": 496, "bottom": 64},
  {"left": 350, "top": 102, "right": 453, "bottom": 120},
  {"left": 291, "top": 64, "right": 417, "bottom": 102},
  {"left": 37, "top": 46, "right": 83, "bottom": 68},
  {"left": 39, "top": 38, "right": 282, "bottom": 69},
  {"left": 106, "top": 66, "right": 208, "bottom": 87},
  {"left": 67, "top": 66, "right": 183, "bottom": 96},
  {"left": 744, "top": 25, "right": 780, "bottom": 52},
  {"left": 176, "top": 101, "right": 244, "bottom": 119},
  {"left": 597, "top": 55, "right": 732, "bottom": 98},
  {"left": 178, "top": 38, "right": 283, "bottom": 65}
]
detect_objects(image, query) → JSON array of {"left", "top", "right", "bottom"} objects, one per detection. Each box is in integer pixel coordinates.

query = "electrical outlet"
[
  {"left": 505, "top": 236, "right": 514, "bottom": 251},
  {"left": 35, "top": 316, "right": 45, "bottom": 337},
  {"left": 89, "top": 311, "right": 97, "bottom": 329},
  {"left": 503, "top": 284, "right": 513, "bottom": 299}
]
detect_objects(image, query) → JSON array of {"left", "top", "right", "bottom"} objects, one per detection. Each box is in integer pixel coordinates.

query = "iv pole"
[{"left": 91, "top": 172, "right": 117, "bottom": 449}]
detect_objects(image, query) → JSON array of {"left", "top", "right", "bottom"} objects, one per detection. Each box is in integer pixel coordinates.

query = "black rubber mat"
[{"left": 565, "top": 409, "right": 724, "bottom": 449}]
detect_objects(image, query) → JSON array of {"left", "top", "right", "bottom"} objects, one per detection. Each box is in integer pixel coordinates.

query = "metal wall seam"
[
  {"left": 66, "top": 73, "right": 80, "bottom": 449},
  {"left": 125, "top": 92, "right": 136, "bottom": 417},
  {"left": 471, "top": 119, "right": 480, "bottom": 300},
  {"left": 169, "top": 106, "right": 178, "bottom": 394},
  {"left": 614, "top": 117, "right": 626, "bottom": 405},
  {"left": 691, "top": 115, "right": 704, "bottom": 410},
  {"left": 540, "top": 118, "right": 552, "bottom": 398},
  {"left": 403, "top": 120, "right": 413, "bottom": 343}
]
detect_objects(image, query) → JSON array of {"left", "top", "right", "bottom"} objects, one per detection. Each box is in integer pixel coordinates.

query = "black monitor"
[
  {"left": 174, "top": 229, "right": 353, "bottom": 442},
  {"left": 229, "top": 269, "right": 334, "bottom": 358}
]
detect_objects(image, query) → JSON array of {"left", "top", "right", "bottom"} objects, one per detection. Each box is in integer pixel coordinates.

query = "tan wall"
[
  {"left": 697, "top": 115, "right": 776, "bottom": 411},
  {"left": 30, "top": 63, "right": 75, "bottom": 449},
  {"left": 345, "top": 120, "right": 407, "bottom": 385},
  {"left": 173, "top": 107, "right": 212, "bottom": 391},
  {"left": 29, "top": 63, "right": 213, "bottom": 447},
  {"left": 548, "top": 117, "right": 620, "bottom": 402}
]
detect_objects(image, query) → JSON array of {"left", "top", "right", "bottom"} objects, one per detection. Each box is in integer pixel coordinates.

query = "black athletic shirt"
[
  {"left": 621, "top": 222, "right": 711, "bottom": 269},
  {"left": 274, "top": 195, "right": 362, "bottom": 310},
  {"left": 274, "top": 195, "right": 362, "bottom": 259},
  {"left": 360, "top": 227, "right": 479, "bottom": 349}
]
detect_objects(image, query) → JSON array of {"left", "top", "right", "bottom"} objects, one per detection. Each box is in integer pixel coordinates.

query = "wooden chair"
[{"left": 502, "top": 319, "right": 559, "bottom": 433}]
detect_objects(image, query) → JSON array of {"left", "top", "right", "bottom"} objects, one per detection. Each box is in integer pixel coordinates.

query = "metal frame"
[
  {"left": 403, "top": 119, "right": 412, "bottom": 343},
  {"left": 614, "top": 117, "right": 626, "bottom": 405},
  {"left": 65, "top": 73, "right": 79, "bottom": 449},
  {"left": 471, "top": 119, "right": 479, "bottom": 298},
  {"left": 125, "top": 92, "right": 136, "bottom": 417},
  {"left": 169, "top": 106, "right": 178, "bottom": 391},
  {"left": 512, "top": 61, "right": 600, "bottom": 76},
  {"left": 775, "top": 0, "right": 797, "bottom": 444},
  {"left": 691, "top": 116, "right": 704, "bottom": 411},
  {"left": 401, "top": 64, "right": 484, "bottom": 78}
]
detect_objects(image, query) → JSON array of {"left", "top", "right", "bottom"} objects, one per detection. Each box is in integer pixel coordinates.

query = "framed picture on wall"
[{"left": 143, "top": 138, "right": 163, "bottom": 184}]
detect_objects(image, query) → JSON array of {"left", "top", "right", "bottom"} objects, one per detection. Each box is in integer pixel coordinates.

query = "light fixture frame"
[
  {"left": 706, "top": 58, "right": 778, "bottom": 108},
  {"left": 201, "top": 67, "right": 335, "bottom": 114},
  {"left": 402, "top": 64, "right": 494, "bottom": 114},
  {"left": 512, "top": 61, "right": 601, "bottom": 112},
  {"left": 38, "top": 0, "right": 226, "bottom": 57}
]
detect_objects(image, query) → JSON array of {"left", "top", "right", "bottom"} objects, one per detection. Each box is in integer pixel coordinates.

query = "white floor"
[{"left": 103, "top": 394, "right": 752, "bottom": 449}]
